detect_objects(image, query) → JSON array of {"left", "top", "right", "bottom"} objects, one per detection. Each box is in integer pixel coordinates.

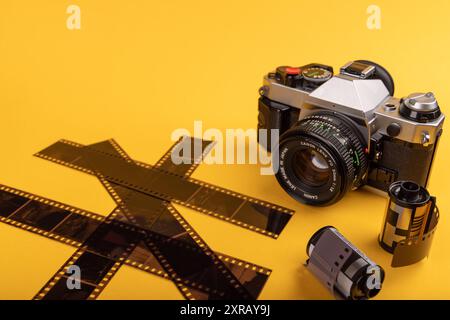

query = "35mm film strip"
[
  {"left": 1, "top": 136, "right": 277, "bottom": 300},
  {"left": 98, "top": 180, "right": 254, "bottom": 299},
  {"left": 85, "top": 138, "right": 259, "bottom": 299},
  {"left": 35, "top": 137, "right": 294, "bottom": 238},
  {"left": 0, "top": 184, "right": 270, "bottom": 300},
  {"left": 40, "top": 136, "right": 265, "bottom": 299},
  {"left": 34, "top": 207, "right": 139, "bottom": 300}
]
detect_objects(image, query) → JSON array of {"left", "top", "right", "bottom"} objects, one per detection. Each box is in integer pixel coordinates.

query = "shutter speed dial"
[{"left": 302, "top": 67, "right": 333, "bottom": 83}]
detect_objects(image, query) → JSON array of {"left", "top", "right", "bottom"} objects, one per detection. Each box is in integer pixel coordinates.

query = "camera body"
[{"left": 258, "top": 61, "right": 444, "bottom": 206}]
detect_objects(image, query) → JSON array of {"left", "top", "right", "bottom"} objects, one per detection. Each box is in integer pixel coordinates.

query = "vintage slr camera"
[{"left": 258, "top": 60, "right": 444, "bottom": 206}]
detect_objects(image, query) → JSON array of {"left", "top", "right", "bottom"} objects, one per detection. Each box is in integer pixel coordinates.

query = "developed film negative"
[
  {"left": 34, "top": 208, "right": 139, "bottom": 300},
  {"left": 35, "top": 137, "right": 294, "bottom": 238},
  {"left": 40, "top": 137, "right": 263, "bottom": 299},
  {"left": 379, "top": 180, "right": 439, "bottom": 267},
  {"left": 306, "top": 226, "right": 385, "bottom": 300},
  {"left": 73, "top": 138, "right": 258, "bottom": 299},
  {"left": 0, "top": 184, "right": 270, "bottom": 300},
  {"left": 99, "top": 183, "right": 255, "bottom": 300},
  {"left": 1, "top": 137, "right": 273, "bottom": 300}
]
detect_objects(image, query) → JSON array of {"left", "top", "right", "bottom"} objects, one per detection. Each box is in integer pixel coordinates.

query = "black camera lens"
[{"left": 275, "top": 112, "right": 368, "bottom": 206}]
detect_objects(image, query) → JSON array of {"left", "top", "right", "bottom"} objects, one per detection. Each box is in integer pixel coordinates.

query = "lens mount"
[{"left": 275, "top": 111, "right": 368, "bottom": 206}]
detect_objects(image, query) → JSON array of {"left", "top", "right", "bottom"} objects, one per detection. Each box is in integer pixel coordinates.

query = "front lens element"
[{"left": 293, "top": 149, "right": 331, "bottom": 187}]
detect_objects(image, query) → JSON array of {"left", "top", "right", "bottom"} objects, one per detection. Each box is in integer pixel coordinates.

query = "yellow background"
[{"left": 0, "top": 0, "right": 449, "bottom": 299}]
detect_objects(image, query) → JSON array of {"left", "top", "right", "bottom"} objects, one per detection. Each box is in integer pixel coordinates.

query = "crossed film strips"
[{"left": 0, "top": 137, "right": 294, "bottom": 300}]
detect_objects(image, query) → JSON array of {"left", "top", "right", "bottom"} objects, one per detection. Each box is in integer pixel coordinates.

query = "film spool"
[
  {"left": 306, "top": 226, "right": 384, "bottom": 300},
  {"left": 379, "top": 180, "right": 439, "bottom": 267}
]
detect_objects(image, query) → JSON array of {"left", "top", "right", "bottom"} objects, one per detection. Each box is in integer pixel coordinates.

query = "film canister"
[
  {"left": 379, "top": 180, "right": 439, "bottom": 267},
  {"left": 306, "top": 226, "right": 385, "bottom": 300}
]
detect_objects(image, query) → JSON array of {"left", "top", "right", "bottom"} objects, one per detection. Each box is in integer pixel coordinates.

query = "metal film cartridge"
[
  {"left": 306, "top": 226, "right": 385, "bottom": 300},
  {"left": 379, "top": 180, "right": 439, "bottom": 267}
]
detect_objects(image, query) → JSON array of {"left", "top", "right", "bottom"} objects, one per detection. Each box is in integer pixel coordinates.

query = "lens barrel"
[{"left": 275, "top": 111, "right": 367, "bottom": 206}]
